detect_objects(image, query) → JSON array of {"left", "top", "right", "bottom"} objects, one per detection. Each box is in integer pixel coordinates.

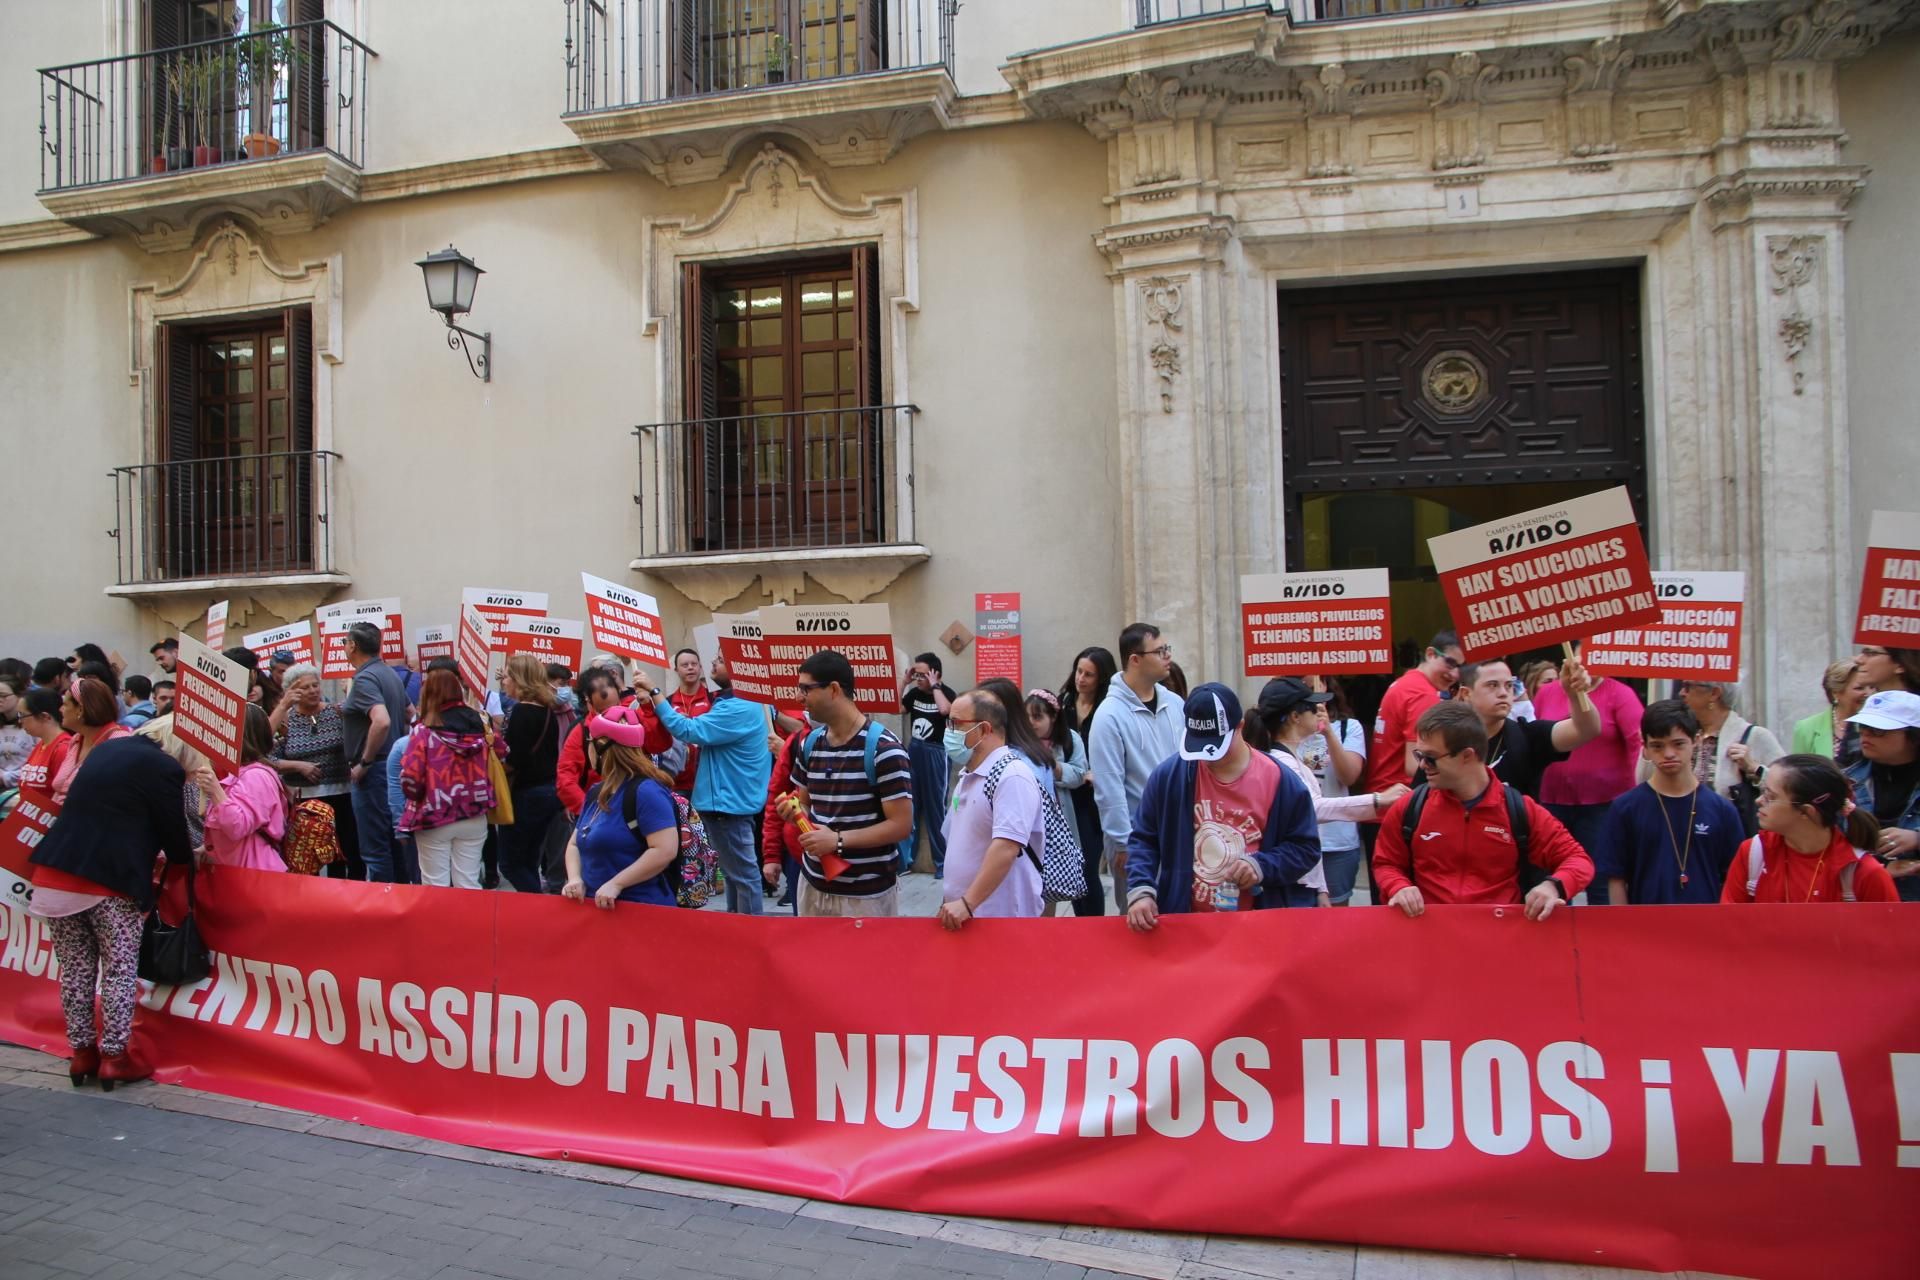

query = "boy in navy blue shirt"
[{"left": 1594, "top": 699, "right": 1743, "bottom": 904}]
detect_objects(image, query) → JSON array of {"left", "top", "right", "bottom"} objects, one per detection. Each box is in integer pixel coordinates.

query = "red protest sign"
[
  {"left": 172, "top": 633, "right": 250, "bottom": 775},
  {"left": 462, "top": 587, "right": 547, "bottom": 654},
  {"left": 241, "top": 620, "right": 313, "bottom": 666},
  {"left": 1428, "top": 488, "right": 1660, "bottom": 660},
  {"left": 1854, "top": 510, "right": 1920, "bottom": 648},
  {"left": 582, "top": 573, "right": 668, "bottom": 667},
  {"left": 0, "top": 794, "right": 58, "bottom": 885},
  {"left": 1240, "top": 570, "right": 1393, "bottom": 677},
  {"left": 713, "top": 612, "right": 776, "bottom": 706},
  {"left": 760, "top": 604, "right": 897, "bottom": 714},
  {"left": 414, "top": 624, "right": 455, "bottom": 664},
  {"left": 205, "top": 599, "right": 229, "bottom": 649},
  {"left": 974, "top": 593, "right": 1022, "bottom": 685},
  {"left": 456, "top": 605, "right": 495, "bottom": 700},
  {"left": 505, "top": 616, "right": 585, "bottom": 671},
  {"left": 1584, "top": 572, "right": 1744, "bottom": 682},
  {"left": 317, "top": 612, "right": 384, "bottom": 681},
  {"left": 317, "top": 598, "right": 406, "bottom": 664}
]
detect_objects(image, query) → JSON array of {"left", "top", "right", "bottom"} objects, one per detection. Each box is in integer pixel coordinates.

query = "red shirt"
[
  {"left": 1719, "top": 829, "right": 1898, "bottom": 903},
  {"left": 1192, "top": 749, "right": 1280, "bottom": 910},
  {"left": 1365, "top": 668, "right": 1446, "bottom": 794},
  {"left": 1372, "top": 776, "right": 1594, "bottom": 905},
  {"left": 667, "top": 686, "right": 712, "bottom": 792},
  {"left": 17, "top": 734, "right": 71, "bottom": 808}
]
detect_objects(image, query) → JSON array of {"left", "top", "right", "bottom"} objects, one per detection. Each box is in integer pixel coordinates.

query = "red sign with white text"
[
  {"left": 414, "top": 624, "right": 455, "bottom": 665},
  {"left": 582, "top": 573, "right": 668, "bottom": 667},
  {"left": 462, "top": 587, "right": 548, "bottom": 655},
  {"left": 456, "top": 605, "right": 495, "bottom": 701},
  {"left": 0, "top": 795, "right": 58, "bottom": 886},
  {"left": 713, "top": 612, "right": 776, "bottom": 706},
  {"left": 0, "top": 878, "right": 1914, "bottom": 1280},
  {"left": 974, "top": 593, "right": 1022, "bottom": 685},
  {"left": 1429, "top": 488, "right": 1660, "bottom": 660},
  {"left": 205, "top": 599, "right": 229, "bottom": 650},
  {"left": 1584, "top": 572, "right": 1745, "bottom": 682},
  {"left": 1241, "top": 570, "right": 1393, "bottom": 676},
  {"left": 505, "top": 616, "right": 586, "bottom": 672},
  {"left": 760, "top": 604, "right": 897, "bottom": 713},
  {"left": 241, "top": 620, "right": 313, "bottom": 667},
  {"left": 317, "top": 598, "right": 406, "bottom": 665},
  {"left": 317, "top": 613, "right": 385, "bottom": 681},
  {"left": 172, "top": 633, "right": 250, "bottom": 775},
  {"left": 1854, "top": 510, "right": 1920, "bottom": 648}
]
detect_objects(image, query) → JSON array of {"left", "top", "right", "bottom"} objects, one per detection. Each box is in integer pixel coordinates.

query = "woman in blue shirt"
[{"left": 561, "top": 706, "right": 681, "bottom": 909}]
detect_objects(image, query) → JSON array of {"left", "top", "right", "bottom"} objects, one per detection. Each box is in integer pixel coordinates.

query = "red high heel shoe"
[
  {"left": 97, "top": 1052, "right": 150, "bottom": 1091},
  {"left": 68, "top": 1045, "right": 99, "bottom": 1087}
]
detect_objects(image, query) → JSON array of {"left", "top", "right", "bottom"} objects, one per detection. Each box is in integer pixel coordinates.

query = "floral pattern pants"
[{"left": 48, "top": 897, "right": 145, "bottom": 1055}]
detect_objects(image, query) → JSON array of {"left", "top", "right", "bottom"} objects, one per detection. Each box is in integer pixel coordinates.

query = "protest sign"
[
  {"left": 317, "top": 611, "right": 386, "bottom": 681},
  {"left": 1429, "top": 487, "right": 1659, "bottom": 660},
  {"left": 1854, "top": 510, "right": 1920, "bottom": 648},
  {"left": 1240, "top": 570, "right": 1393, "bottom": 677},
  {"left": 974, "top": 594, "right": 1022, "bottom": 685},
  {"left": 759, "top": 604, "right": 897, "bottom": 713},
  {"left": 713, "top": 612, "right": 775, "bottom": 705},
  {"left": 505, "top": 616, "right": 586, "bottom": 671},
  {"left": 414, "top": 624, "right": 455, "bottom": 664},
  {"left": 581, "top": 573, "right": 668, "bottom": 667},
  {"left": 456, "top": 605, "right": 495, "bottom": 700},
  {"left": 1, "top": 880, "right": 1914, "bottom": 1280},
  {"left": 1584, "top": 572, "right": 1744, "bottom": 682},
  {"left": 205, "top": 599, "right": 229, "bottom": 649},
  {"left": 241, "top": 620, "right": 313, "bottom": 666},
  {"left": 462, "top": 587, "right": 548, "bottom": 654},
  {"left": 0, "top": 795, "right": 58, "bottom": 888},
  {"left": 317, "top": 597, "right": 406, "bottom": 664},
  {"left": 172, "top": 633, "right": 249, "bottom": 775}
]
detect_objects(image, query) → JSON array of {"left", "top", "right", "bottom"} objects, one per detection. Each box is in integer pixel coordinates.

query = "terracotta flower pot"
[
  {"left": 150, "top": 154, "right": 168, "bottom": 173},
  {"left": 193, "top": 144, "right": 218, "bottom": 168},
  {"left": 243, "top": 133, "right": 281, "bottom": 160}
]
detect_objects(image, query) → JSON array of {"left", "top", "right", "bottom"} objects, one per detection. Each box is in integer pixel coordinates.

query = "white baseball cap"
[{"left": 1848, "top": 689, "right": 1920, "bottom": 732}]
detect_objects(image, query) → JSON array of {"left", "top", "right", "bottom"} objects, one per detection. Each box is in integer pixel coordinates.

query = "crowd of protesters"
[{"left": 6, "top": 622, "right": 1917, "bottom": 1088}]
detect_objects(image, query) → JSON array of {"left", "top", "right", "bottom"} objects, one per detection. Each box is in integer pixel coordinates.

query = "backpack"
[
  {"left": 613, "top": 780, "right": 720, "bottom": 908},
  {"left": 281, "top": 797, "right": 341, "bottom": 876},
  {"left": 800, "top": 719, "right": 888, "bottom": 786},
  {"left": 1742, "top": 835, "right": 1861, "bottom": 901},
  {"left": 981, "top": 752, "right": 1088, "bottom": 904},
  {"left": 1400, "top": 781, "right": 1541, "bottom": 893}
]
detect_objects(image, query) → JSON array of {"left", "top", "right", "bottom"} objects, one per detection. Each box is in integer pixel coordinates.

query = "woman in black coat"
[{"left": 29, "top": 733, "right": 194, "bottom": 1088}]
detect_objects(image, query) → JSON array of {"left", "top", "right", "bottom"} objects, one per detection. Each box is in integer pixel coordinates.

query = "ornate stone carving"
[
  {"left": 1778, "top": 313, "right": 1813, "bottom": 394},
  {"left": 1426, "top": 52, "right": 1500, "bottom": 109},
  {"left": 1122, "top": 73, "right": 1182, "bottom": 124},
  {"left": 1300, "top": 64, "right": 1361, "bottom": 117},
  {"left": 1141, "top": 277, "right": 1186, "bottom": 414},
  {"left": 1564, "top": 38, "right": 1635, "bottom": 162},
  {"left": 1767, "top": 234, "right": 1821, "bottom": 396},
  {"left": 1773, "top": 0, "right": 1856, "bottom": 60},
  {"left": 1427, "top": 52, "right": 1499, "bottom": 171},
  {"left": 1301, "top": 66, "right": 1361, "bottom": 179},
  {"left": 1769, "top": 235, "right": 1818, "bottom": 292}
]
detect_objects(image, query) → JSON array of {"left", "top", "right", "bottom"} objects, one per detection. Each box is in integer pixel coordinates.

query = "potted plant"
[
  {"left": 765, "top": 35, "right": 791, "bottom": 85},
  {"left": 181, "top": 50, "right": 231, "bottom": 167},
  {"left": 160, "top": 53, "right": 194, "bottom": 170},
  {"left": 233, "top": 29, "right": 298, "bottom": 159}
]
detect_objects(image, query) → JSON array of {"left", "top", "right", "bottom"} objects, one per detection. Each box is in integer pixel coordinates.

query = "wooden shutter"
[
  {"left": 863, "top": 0, "right": 887, "bottom": 74},
  {"left": 292, "top": 0, "right": 327, "bottom": 152},
  {"left": 682, "top": 263, "right": 722, "bottom": 550},
  {"left": 160, "top": 323, "right": 199, "bottom": 577},
  {"left": 286, "top": 305, "right": 315, "bottom": 567},
  {"left": 851, "top": 244, "right": 884, "bottom": 539},
  {"left": 145, "top": 0, "right": 188, "bottom": 165},
  {"left": 670, "top": 0, "right": 700, "bottom": 99}
]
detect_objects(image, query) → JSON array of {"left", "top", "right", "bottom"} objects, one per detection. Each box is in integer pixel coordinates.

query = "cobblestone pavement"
[{"left": 0, "top": 1047, "right": 1687, "bottom": 1280}]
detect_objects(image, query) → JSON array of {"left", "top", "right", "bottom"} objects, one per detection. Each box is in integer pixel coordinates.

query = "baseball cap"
[
  {"left": 270, "top": 649, "right": 297, "bottom": 665},
  {"left": 1257, "top": 676, "right": 1332, "bottom": 719},
  {"left": 1180, "top": 683, "right": 1243, "bottom": 762},
  {"left": 1848, "top": 689, "right": 1920, "bottom": 732}
]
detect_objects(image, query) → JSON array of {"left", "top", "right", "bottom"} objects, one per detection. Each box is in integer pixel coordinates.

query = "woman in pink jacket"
[{"left": 194, "top": 705, "right": 288, "bottom": 872}]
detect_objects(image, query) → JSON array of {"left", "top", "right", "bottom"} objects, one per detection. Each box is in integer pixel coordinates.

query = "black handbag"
[
  {"left": 139, "top": 863, "right": 210, "bottom": 986},
  {"left": 1726, "top": 725, "right": 1762, "bottom": 838}
]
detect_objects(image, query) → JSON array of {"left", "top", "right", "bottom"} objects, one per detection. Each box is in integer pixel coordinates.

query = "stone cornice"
[
  {"left": 0, "top": 218, "right": 98, "bottom": 254},
  {"left": 357, "top": 146, "right": 608, "bottom": 203}
]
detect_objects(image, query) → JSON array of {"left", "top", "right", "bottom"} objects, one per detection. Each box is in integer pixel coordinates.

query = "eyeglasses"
[
  {"left": 795, "top": 681, "right": 825, "bottom": 695},
  {"left": 1411, "top": 748, "right": 1459, "bottom": 770},
  {"left": 1147, "top": 645, "right": 1174, "bottom": 659},
  {"left": 948, "top": 717, "right": 981, "bottom": 730},
  {"left": 1433, "top": 652, "right": 1462, "bottom": 670}
]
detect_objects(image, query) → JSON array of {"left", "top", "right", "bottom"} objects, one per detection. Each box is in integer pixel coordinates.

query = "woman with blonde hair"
[
  {"left": 561, "top": 705, "right": 683, "bottom": 908},
  {"left": 1792, "top": 660, "right": 1875, "bottom": 764},
  {"left": 499, "top": 653, "right": 564, "bottom": 893},
  {"left": 135, "top": 714, "right": 209, "bottom": 859}
]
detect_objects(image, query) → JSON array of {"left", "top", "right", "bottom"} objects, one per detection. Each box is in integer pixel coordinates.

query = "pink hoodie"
[{"left": 204, "top": 761, "right": 289, "bottom": 871}]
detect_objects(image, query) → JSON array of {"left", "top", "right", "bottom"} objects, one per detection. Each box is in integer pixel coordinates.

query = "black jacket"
[{"left": 31, "top": 736, "right": 193, "bottom": 910}]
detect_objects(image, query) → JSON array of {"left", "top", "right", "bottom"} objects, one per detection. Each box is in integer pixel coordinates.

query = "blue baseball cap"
[{"left": 1181, "top": 683, "right": 1243, "bottom": 762}]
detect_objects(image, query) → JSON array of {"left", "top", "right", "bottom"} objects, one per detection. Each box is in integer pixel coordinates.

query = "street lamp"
[{"left": 415, "top": 245, "right": 492, "bottom": 382}]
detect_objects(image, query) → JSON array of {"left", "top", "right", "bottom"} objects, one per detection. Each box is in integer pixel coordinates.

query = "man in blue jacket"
[
  {"left": 635, "top": 654, "right": 774, "bottom": 914},
  {"left": 1126, "top": 683, "right": 1321, "bottom": 931}
]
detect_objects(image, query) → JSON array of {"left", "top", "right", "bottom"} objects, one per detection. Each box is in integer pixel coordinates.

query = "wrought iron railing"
[
  {"left": 1136, "top": 0, "right": 1273, "bottom": 24},
  {"left": 38, "top": 21, "right": 374, "bottom": 193},
  {"left": 564, "top": 0, "right": 955, "bottom": 114},
  {"left": 634, "top": 406, "right": 915, "bottom": 556},
  {"left": 110, "top": 451, "right": 340, "bottom": 585},
  {"left": 1139, "top": 1, "right": 1553, "bottom": 23},
  {"left": 1308, "top": 0, "right": 1507, "bottom": 17}
]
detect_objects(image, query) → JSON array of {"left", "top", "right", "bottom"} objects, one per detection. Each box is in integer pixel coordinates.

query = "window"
[
  {"left": 144, "top": 0, "right": 326, "bottom": 166},
  {"left": 157, "top": 307, "right": 316, "bottom": 576},
  {"left": 682, "top": 247, "right": 883, "bottom": 550},
  {"left": 673, "top": 0, "right": 886, "bottom": 97}
]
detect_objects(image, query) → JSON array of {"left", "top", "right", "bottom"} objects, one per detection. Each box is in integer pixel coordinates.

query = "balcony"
[
  {"left": 108, "top": 451, "right": 346, "bottom": 598},
  {"left": 1135, "top": 0, "right": 1554, "bottom": 22},
  {"left": 37, "top": 21, "right": 374, "bottom": 251},
  {"left": 561, "top": 0, "right": 958, "bottom": 184},
  {"left": 1136, "top": 1, "right": 1274, "bottom": 24},
  {"left": 631, "top": 406, "right": 926, "bottom": 604}
]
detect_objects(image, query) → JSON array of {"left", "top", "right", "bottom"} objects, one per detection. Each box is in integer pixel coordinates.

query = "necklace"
[
  {"left": 1656, "top": 786, "right": 1699, "bottom": 887},
  {"left": 1804, "top": 847, "right": 1830, "bottom": 902}
]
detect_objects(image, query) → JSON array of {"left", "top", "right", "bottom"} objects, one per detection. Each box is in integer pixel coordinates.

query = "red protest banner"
[
  {"left": 1854, "top": 510, "right": 1920, "bottom": 648},
  {"left": 456, "top": 605, "right": 495, "bottom": 700},
  {"left": 317, "top": 613, "right": 384, "bottom": 681},
  {"left": 172, "top": 633, "right": 250, "bottom": 775},
  {"left": 462, "top": 587, "right": 548, "bottom": 654},
  {"left": 760, "top": 604, "right": 897, "bottom": 713},
  {"left": 1, "top": 880, "right": 1914, "bottom": 1280},
  {"left": 0, "top": 794, "right": 58, "bottom": 885},
  {"left": 1584, "top": 571, "right": 1744, "bottom": 682},
  {"left": 414, "top": 624, "right": 455, "bottom": 664},
  {"left": 241, "top": 619, "right": 313, "bottom": 666},
  {"left": 317, "top": 598, "right": 406, "bottom": 664},
  {"left": 582, "top": 572, "right": 668, "bottom": 667},
  {"left": 974, "top": 593, "right": 1022, "bottom": 685},
  {"left": 1429, "top": 488, "right": 1660, "bottom": 660},
  {"left": 1241, "top": 570, "right": 1393, "bottom": 677},
  {"left": 505, "top": 616, "right": 585, "bottom": 671},
  {"left": 714, "top": 612, "right": 776, "bottom": 706},
  {"left": 204, "top": 599, "right": 229, "bottom": 649}
]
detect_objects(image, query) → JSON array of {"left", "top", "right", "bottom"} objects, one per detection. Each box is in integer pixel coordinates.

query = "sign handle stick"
[{"left": 1561, "top": 640, "right": 1595, "bottom": 714}]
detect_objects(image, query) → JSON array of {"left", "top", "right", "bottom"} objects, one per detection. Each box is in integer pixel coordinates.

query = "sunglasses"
[
  {"left": 795, "top": 681, "right": 825, "bottom": 695},
  {"left": 1412, "top": 748, "right": 1460, "bottom": 769}
]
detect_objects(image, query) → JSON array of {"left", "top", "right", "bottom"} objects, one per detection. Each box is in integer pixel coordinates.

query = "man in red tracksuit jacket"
[{"left": 1373, "top": 701, "right": 1594, "bottom": 920}]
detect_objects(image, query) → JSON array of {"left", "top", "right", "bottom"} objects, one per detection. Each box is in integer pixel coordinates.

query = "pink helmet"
[{"left": 587, "top": 704, "right": 651, "bottom": 749}]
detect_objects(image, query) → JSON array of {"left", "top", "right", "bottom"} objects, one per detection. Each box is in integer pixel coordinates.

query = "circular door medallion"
[{"left": 1421, "top": 350, "right": 1490, "bottom": 415}]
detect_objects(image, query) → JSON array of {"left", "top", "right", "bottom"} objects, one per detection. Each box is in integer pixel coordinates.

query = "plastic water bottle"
[{"left": 1213, "top": 879, "right": 1240, "bottom": 912}]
